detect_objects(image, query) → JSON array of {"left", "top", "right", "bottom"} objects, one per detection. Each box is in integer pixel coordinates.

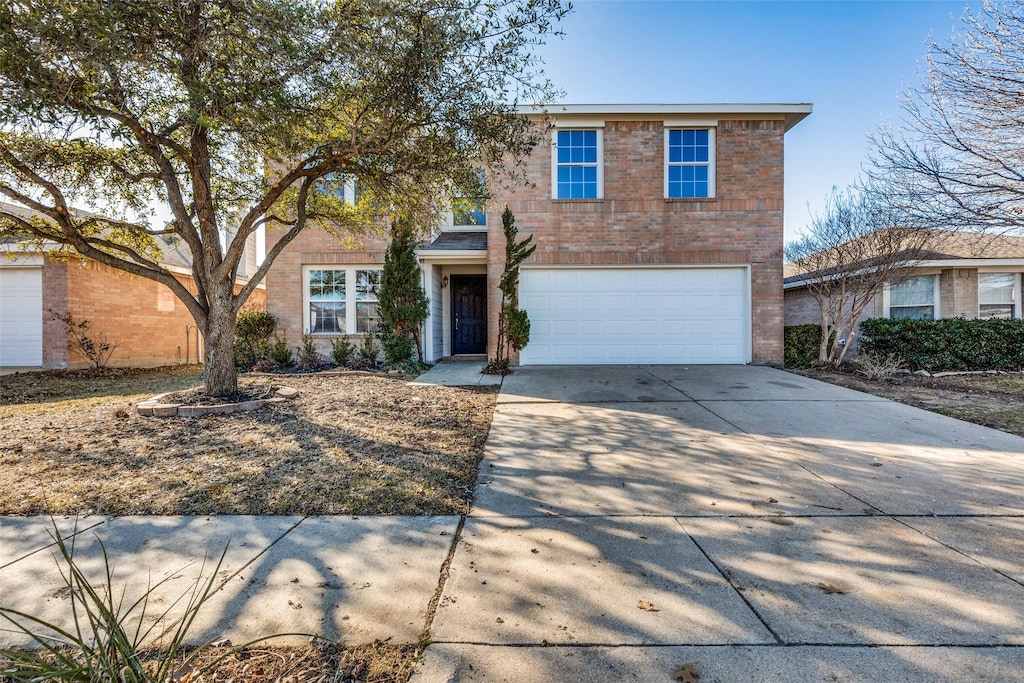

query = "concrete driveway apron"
[{"left": 415, "top": 364, "right": 1024, "bottom": 682}]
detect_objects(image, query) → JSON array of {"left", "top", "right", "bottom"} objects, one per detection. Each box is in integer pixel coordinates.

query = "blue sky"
[{"left": 533, "top": 0, "right": 975, "bottom": 242}]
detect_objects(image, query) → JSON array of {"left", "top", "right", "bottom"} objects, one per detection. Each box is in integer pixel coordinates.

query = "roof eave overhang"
[
  {"left": 416, "top": 249, "right": 488, "bottom": 264},
  {"left": 517, "top": 103, "right": 813, "bottom": 132}
]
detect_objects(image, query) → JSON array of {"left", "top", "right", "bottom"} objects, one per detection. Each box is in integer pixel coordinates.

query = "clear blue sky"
[{"left": 533, "top": 0, "right": 974, "bottom": 242}]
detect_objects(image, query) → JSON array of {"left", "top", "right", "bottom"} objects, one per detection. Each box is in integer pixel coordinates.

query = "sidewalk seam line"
[
  {"left": 673, "top": 516, "right": 784, "bottom": 645},
  {"left": 419, "top": 514, "right": 466, "bottom": 643}
]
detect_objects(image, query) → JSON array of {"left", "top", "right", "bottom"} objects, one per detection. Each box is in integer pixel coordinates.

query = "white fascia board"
[
  {"left": 441, "top": 226, "right": 488, "bottom": 233},
  {"left": 919, "top": 258, "right": 1024, "bottom": 269},
  {"left": 783, "top": 257, "right": 1024, "bottom": 290},
  {"left": 518, "top": 103, "right": 813, "bottom": 131},
  {"left": 416, "top": 250, "right": 487, "bottom": 263},
  {"left": 0, "top": 253, "right": 44, "bottom": 267}
]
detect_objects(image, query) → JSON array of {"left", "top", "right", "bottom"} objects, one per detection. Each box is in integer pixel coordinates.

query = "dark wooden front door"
[{"left": 451, "top": 275, "right": 487, "bottom": 355}]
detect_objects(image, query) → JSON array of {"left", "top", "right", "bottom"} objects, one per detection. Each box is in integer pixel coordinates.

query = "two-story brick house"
[{"left": 265, "top": 103, "right": 812, "bottom": 366}]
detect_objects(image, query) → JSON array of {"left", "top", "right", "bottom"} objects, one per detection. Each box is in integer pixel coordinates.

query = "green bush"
[
  {"left": 357, "top": 332, "right": 379, "bottom": 363},
  {"left": 784, "top": 324, "right": 825, "bottom": 368},
  {"left": 295, "top": 335, "right": 323, "bottom": 371},
  {"left": 859, "top": 317, "right": 1024, "bottom": 371},
  {"left": 235, "top": 310, "right": 277, "bottom": 370},
  {"left": 269, "top": 335, "right": 294, "bottom": 366},
  {"left": 381, "top": 332, "right": 415, "bottom": 367},
  {"left": 331, "top": 337, "right": 355, "bottom": 367}
]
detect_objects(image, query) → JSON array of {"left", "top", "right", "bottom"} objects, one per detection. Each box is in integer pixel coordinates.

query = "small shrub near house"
[
  {"left": 295, "top": 335, "right": 325, "bottom": 372},
  {"left": 331, "top": 337, "right": 355, "bottom": 366},
  {"left": 784, "top": 324, "right": 832, "bottom": 368},
  {"left": 269, "top": 335, "right": 295, "bottom": 367},
  {"left": 859, "top": 317, "right": 1024, "bottom": 371},
  {"left": 235, "top": 310, "right": 277, "bottom": 370}
]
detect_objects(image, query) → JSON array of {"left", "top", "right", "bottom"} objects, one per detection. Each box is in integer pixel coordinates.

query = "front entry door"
[{"left": 451, "top": 275, "right": 487, "bottom": 355}]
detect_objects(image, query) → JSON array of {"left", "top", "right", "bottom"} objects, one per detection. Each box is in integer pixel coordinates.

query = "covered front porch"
[{"left": 417, "top": 231, "right": 490, "bottom": 363}]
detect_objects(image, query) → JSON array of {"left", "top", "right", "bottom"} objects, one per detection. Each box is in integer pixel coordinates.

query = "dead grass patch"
[
  {"left": 0, "top": 368, "right": 497, "bottom": 516},
  {"left": 792, "top": 368, "right": 1024, "bottom": 438}
]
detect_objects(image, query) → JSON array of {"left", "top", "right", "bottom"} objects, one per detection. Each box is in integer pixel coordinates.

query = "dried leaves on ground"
[
  {"left": 0, "top": 367, "right": 497, "bottom": 516},
  {"left": 1, "top": 641, "right": 418, "bottom": 683},
  {"left": 791, "top": 369, "right": 1024, "bottom": 438}
]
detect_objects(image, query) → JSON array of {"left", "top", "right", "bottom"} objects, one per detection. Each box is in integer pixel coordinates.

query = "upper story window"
[
  {"left": 452, "top": 169, "right": 487, "bottom": 228},
  {"left": 888, "top": 275, "right": 937, "bottom": 320},
  {"left": 553, "top": 129, "right": 602, "bottom": 199},
  {"left": 316, "top": 173, "right": 358, "bottom": 204},
  {"left": 665, "top": 128, "right": 715, "bottom": 198},
  {"left": 306, "top": 266, "right": 381, "bottom": 334},
  {"left": 979, "top": 272, "right": 1019, "bottom": 319}
]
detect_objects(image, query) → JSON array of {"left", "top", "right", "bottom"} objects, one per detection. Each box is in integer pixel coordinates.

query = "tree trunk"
[{"left": 202, "top": 292, "right": 239, "bottom": 397}]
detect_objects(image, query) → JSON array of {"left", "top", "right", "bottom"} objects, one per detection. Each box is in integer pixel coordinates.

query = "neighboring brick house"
[
  {"left": 784, "top": 232, "right": 1024, "bottom": 339},
  {"left": 266, "top": 103, "right": 812, "bottom": 366},
  {"left": 0, "top": 202, "right": 264, "bottom": 369}
]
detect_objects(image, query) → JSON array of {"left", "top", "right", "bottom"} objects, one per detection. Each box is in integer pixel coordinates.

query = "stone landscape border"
[{"left": 137, "top": 386, "right": 299, "bottom": 417}]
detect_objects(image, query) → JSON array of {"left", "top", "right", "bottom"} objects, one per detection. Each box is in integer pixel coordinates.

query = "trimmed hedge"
[
  {"left": 859, "top": 317, "right": 1024, "bottom": 371},
  {"left": 784, "top": 324, "right": 824, "bottom": 368}
]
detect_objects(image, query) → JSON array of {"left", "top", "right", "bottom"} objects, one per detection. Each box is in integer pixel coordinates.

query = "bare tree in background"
[
  {"left": 868, "top": 0, "right": 1024, "bottom": 237},
  {"left": 785, "top": 185, "right": 932, "bottom": 366}
]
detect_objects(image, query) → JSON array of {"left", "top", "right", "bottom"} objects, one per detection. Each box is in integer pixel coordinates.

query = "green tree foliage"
[
  {"left": 379, "top": 219, "right": 429, "bottom": 363},
  {"left": 0, "top": 0, "right": 568, "bottom": 395},
  {"left": 486, "top": 206, "right": 535, "bottom": 374}
]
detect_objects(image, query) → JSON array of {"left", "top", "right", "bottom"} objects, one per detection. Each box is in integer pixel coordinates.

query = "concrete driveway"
[{"left": 415, "top": 364, "right": 1024, "bottom": 682}]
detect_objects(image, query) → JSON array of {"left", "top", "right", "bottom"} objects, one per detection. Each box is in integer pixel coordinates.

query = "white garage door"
[
  {"left": 520, "top": 267, "right": 749, "bottom": 365},
  {"left": 0, "top": 267, "right": 43, "bottom": 366}
]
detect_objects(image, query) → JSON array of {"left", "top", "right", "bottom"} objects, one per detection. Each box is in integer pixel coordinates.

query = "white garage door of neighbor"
[
  {"left": 0, "top": 267, "right": 43, "bottom": 366},
  {"left": 520, "top": 267, "right": 749, "bottom": 365}
]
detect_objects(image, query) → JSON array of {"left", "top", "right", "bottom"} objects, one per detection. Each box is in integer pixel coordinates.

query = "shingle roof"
[
  {"left": 784, "top": 230, "right": 1024, "bottom": 283},
  {"left": 421, "top": 231, "right": 487, "bottom": 251}
]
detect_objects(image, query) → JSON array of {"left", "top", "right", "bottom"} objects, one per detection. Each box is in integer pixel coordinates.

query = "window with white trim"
[
  {"left": 979, "top": 272, "right": 1018, "bottom": 319},
  {"left": 553, "top": 129, "right": 602, "bottom": 199},
  {"left": 452, "top": 169, "right": 487, "bottom": 227},
  {"left": 665, "top": 128, "right": 715, "bottom": 198},
  {"left": 306, "top": 267, "right": 382, "bottom": 334},
  {"left": 889, "top": 275, "right": 936, "bottom": 320},
  {"left": 316, "top": 173, "right": 358, "bottom": 204}
]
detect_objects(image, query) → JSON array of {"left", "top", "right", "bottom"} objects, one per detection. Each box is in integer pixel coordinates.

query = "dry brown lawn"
[
  {"left": 0, "top": 366, "right": 497, "bottom": 516},
  {"left": 791, "top": 368, "right": 1024, "bottom": 438}
]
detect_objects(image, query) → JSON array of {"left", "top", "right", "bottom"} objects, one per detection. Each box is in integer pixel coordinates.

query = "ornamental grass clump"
[
  {"left": 0, "top": 523, "right": 228, "bottom": 682},
  {"left": 0, "top": 522, "right": 322, "bottom": 682}
]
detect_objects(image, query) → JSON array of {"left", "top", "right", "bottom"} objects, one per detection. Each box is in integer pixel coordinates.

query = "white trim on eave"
[
  {"left": 518, "top": 103, "right": 813, "bottom": 131},
  {"left": 785, "top": 257, "right": 1024, "bottom": 290}
]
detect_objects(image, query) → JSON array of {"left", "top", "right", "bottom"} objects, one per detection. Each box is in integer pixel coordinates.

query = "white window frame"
[
  {"left": 883, "top": 274, "right": 941, "bottom": 320},
  {"left": 978, "top": 271, "right": 1022, "bottom": 320},
  {"left": 449, "top": 169, "right": 488, "bottom": 231},
  {"left": 303, "top": 265, "right": 383, "bottom": 335},
  {"left": 551, "top": 127, "right": 604, "bottom": 200},
  {"left": 664, "top": 126, "right": 717, "bottom": 199}
]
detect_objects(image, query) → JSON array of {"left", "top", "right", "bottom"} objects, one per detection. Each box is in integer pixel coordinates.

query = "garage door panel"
[
  {"left": 520, "top": 267, "right": 749, "bottom": 365},
  {"left": 0, "top": 267, "right": 43, "bottom": 366}
]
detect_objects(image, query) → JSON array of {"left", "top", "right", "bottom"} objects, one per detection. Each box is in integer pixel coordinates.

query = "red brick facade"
[
  {"left": 265, "top": 106, "right": 808, "bottom": 366},
  {"left": 489, "top": 117, "right": 789, "bottom": 364},
  {"left": 42, "top": 257, "right": 265, "bottom": 369}
]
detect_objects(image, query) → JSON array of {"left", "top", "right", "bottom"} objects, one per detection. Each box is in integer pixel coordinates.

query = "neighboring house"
[
  {"left": 265, "top": 103, "right": 812, "bottom": 366},
  {"left": 0, "top": 201, "right": 264, "bottom": 369},
  {"left": 784, "top": 231, "right": 1024, "bottom": 336}
]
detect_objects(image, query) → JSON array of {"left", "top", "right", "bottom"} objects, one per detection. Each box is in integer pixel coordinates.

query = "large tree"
[
  {"left": 868, "top": 0, "right": 1024, "bottom": 236},
  {"left": 785, "top": 185, "right": 931, "bottom": 366},
  {"left": 0, "top": 0, "right": 566, "bottom": 395}
]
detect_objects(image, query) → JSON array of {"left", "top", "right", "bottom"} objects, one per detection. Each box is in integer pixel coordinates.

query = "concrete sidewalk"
[{"left": 3, "top": 365, "right": 1024, "bottom": 682}]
